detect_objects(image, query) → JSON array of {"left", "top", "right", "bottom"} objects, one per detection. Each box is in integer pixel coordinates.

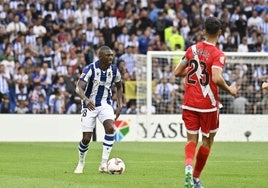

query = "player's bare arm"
[
  {"left": 173, "top": 57, "right": 188, "bottom": 77},
  {"left": 75, "top": 80, "right": 95, "bottom": 111},
  {"left": 114, "top": 80, "right": 123, "bottom": 120},
  {"left": 212, "top": 67, "right": 238, "bottom": 96}
]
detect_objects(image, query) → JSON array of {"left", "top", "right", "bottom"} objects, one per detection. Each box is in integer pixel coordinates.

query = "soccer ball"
[{"left": 107, "top": 157, "right": 125, "bottom": 175}]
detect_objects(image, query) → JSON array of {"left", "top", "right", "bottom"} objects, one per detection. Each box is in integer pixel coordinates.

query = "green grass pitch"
[{"left": 0, "top": 142, "right": 267, "bottom": 188}]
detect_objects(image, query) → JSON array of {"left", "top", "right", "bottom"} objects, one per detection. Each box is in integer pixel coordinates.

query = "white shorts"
[{"left": 80, "top": 104, "right": 114, "bottom": 132}]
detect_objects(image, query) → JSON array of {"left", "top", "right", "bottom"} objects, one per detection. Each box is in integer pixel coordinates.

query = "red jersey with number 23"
[{"left": 181, "top": 41, "right": 226, "bottom": 112}]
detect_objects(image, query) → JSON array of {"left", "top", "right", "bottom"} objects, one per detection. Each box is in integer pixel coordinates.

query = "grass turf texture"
[{"left": 0, "top": 142, "right": 267, "bottom": 188}]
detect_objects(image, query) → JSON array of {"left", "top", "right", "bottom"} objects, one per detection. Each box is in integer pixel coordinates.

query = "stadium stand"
[{"left": 0, "top": 0, "right": 268, "bottom": 114}]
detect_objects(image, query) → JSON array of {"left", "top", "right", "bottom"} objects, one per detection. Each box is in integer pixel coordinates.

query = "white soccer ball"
[{"left": 107, "top": 157, "right": 125, "bottom": 175}]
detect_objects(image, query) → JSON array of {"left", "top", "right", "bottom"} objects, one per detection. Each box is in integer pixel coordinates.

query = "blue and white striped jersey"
[{"left": 79, "top": 61, "right": 121, "bottom": 107}]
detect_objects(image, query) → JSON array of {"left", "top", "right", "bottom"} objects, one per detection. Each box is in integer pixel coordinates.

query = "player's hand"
[
  {"left": 85, "top": 99, "right": 95, "bottom": 111},
  {"left": 114, "top": 106, "right": 122, "bottom": 120},
  {"left": 229, "top": 84, "right": 238, "bottom": 96},
  {"left": 262, "top": 82, "right": 268, "bottom": 89}
]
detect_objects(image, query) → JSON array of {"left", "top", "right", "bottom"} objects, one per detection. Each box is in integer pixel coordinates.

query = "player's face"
[{"left": 102, "top": 50, "right": 114, "bottom": 66}]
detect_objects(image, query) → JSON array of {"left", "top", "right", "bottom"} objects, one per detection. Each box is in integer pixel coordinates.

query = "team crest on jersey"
[
  {"left": 220, "top": 56, "right": 225, "bottom": 64},
  {"left": 108, "top": 71, "right": 111, "bottom": 77}
]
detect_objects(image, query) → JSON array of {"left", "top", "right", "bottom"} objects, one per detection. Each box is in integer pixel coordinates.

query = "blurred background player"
[
  {"left": 74, "top": 46, "right": 123, "bottom": 174},
  {"left": 173, "top": 17, "right": 238, "bottom": 188}
]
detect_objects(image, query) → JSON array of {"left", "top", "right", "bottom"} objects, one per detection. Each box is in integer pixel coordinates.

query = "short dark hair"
[{"left": 204, "top": 17, "right": 221, "bottom": 36}]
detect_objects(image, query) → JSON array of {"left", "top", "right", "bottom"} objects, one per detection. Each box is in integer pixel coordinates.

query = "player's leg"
[
  {"left": 192, "top": 133, "right": 215, "bottom": 188},
  {"left": 74, "top": 132, "right": 92, "bottom": 174},
  {"left": 182, "top": 110, "right": 199, "bottom": 188},
  {"left": 74, "top": 109, "right": 97, "bottom": 174},
  {"left": 185, "top": 133, "right": 198, "bottom": 188},
  {"left": 98, "top": 105, "right": 116, "bottom": 173},
  {"left": 193, "top": 110, "right": 219, "bottom": 188}
]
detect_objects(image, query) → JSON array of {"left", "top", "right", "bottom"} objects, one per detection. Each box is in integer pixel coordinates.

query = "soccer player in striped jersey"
[
  {"left": 74, "top": 46, "right": 123, "bottom": 174},
  {"left": 174, "top": 17, "right": 238, "bottom": 188}
]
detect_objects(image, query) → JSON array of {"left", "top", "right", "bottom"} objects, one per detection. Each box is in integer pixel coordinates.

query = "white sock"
[
  {"left": 101, "top": 133, "right": 115, "bottom": 164},
  {"left": 78, "top": 141, "right": 89, "bottom": 163}
]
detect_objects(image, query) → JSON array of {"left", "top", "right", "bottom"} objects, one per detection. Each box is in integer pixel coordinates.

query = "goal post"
[{"left": 134, "top": 51, "right": 268, "bottom": 123}]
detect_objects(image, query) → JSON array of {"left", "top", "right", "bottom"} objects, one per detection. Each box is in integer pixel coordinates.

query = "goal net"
[{"left": 132, "top": 51, "right": 268, "bottom": 118}]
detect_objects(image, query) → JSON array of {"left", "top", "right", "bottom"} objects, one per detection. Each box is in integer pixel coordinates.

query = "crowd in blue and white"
[{"left": 1, "top": 0, "right": 268, "bottom": 114}]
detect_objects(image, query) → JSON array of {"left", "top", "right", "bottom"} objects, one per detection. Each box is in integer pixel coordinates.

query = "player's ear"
[{"left": 218, "top": 29, "right": 222, "bottom": 36}]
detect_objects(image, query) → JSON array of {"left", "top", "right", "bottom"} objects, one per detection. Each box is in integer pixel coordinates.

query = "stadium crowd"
[{"left": 0, "top": 0, "right": 268, "bottom": 114}]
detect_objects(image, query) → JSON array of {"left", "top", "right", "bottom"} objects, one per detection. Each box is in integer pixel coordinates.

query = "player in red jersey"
[{"left": 174, "top": 17, "right": 238, "bottom": 188}]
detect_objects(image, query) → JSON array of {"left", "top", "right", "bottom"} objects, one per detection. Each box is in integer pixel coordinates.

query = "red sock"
[
  {"left": 184, "top": 141, "right": 196, "bottom": 166},
  {"left": 193, "top": 146, "right": 210, "bottom": 178}
]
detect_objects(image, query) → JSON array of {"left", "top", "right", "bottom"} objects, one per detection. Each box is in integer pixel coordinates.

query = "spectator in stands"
[
  {"left": 137, "top": 7, "right": 152, "bottom": 32},
  {"left": 125, "top": 100, "right": 137, "bottom": 114},
  {"left": 14, "top": 66, "right": 28, "bottom": 95},
  {"left": 168, "top": 26, "right": 185, "bottom": 51},
  {"left": 154, "top": 11, "right": 171, "bottom": 42},
  {"left": 253, "top": 64, "right": 268, "bottom": 91},
  {"left": 0, "top": 63, "right": 11, "bottom": 96},
  {"left": 232, "top": 90, "right": 250, "bottom": 114},
  {"left": 6, "top": 14, "right": 28, "bottom": 42},
  {"left": 119, "top": 45, "right": 136, "bottom": 80},
  {"left": 154, "top": 76, "right": 175, "bottom": 114},
  {"left": 138, "top": 27, "right": 152, "bottom": 54},
  {"left": 48, "top": 88, "right": 65, "bottom": 114},
  {"left": 32, "top": 93, "right": 49, "bottom": 114},
  {"left": 180, "top": 19, "right": 191, "bottom": 44},
  {"left": 169, "top": 76, "right": 182, "bottom": 113},
  {"left": 247, "top": 10, "right": 262, "bottom": 37},
  {"left": 235, "top": 12, "right": 248, "bottom": 40},
  {"left": 28, "top": 81, "right": 47, "bottom": 109},
  {"left": 61, "top": 0, "right": 75, "bottom": 23},
  {"left": 14, "top": 100, "right": 29, "bottom": 114},
  {"left": 117, "top": 26, "right": 130, "bottom": 48},
  {"left": 0, "top": 53, "right": 15, "bottom": 76},
  {"left": 13, "top": 32, "right": 26, "bottom": 65},
  {"left": 101, "top": 18, "right": 115, "bottom": 48},
  {"left": 0, "top": 94, "right": 11, "bottom": 113},
  {"left": 74, "top": 2, "right": 90, "bottom": 25},
  {"left": 0, "top": 0, "right": 267, "bottom": 115},
  {"left": 43, "top": 2, "right": 57, "bottom": 20},
  {"left": 259, "top": 13, "right": 268, "bottom": 47},
  {"left": 223, "top": 35, "right": 237, "bottom": 52},
  {"left": 39, "top": 61, "right": 56, "bottom": 94},
  {"left": 237, "top": 36, "right": 249, "bottom": 52},
  {"left": 65, "top": 95, "right": 79, "bottom": 114},
  {"left": 15, "top": 82, "right": 28, "bottom": 108},
  {"left": 39, "top": 45, "right": 55, "bottom": 69},
  {"left": 33, "top": 16, "right": 47, "bottom": 38},
  {"left": 148, "top": 3, "right": 160, "bottom": 23},
  {"left": 113, "top": 17, "right": 125, "bottom": 40}
]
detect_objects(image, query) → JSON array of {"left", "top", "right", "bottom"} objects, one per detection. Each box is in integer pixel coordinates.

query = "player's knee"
[
  {"left": 82, "top": 137, "right": 91, "bottom": 144},
  {"left": 106, "top": 125, "right": 115, "bottom": 134},
  {"left": 202, "top": 139, "right": 214, "bottom": 148}
]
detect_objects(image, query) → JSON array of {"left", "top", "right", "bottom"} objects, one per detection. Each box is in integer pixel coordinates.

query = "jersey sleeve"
[
  {"left": 182, "top": 47, "right": 192, "bottom": 65},
  {"left": 114, "top": 68, "right": 121, "bottom": 83},
  {"left": 79, "top": 66, "right": 92, "bottom": 83},
  {"left": 212, "top": 51, "right": 226, "bottom": 70}
]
